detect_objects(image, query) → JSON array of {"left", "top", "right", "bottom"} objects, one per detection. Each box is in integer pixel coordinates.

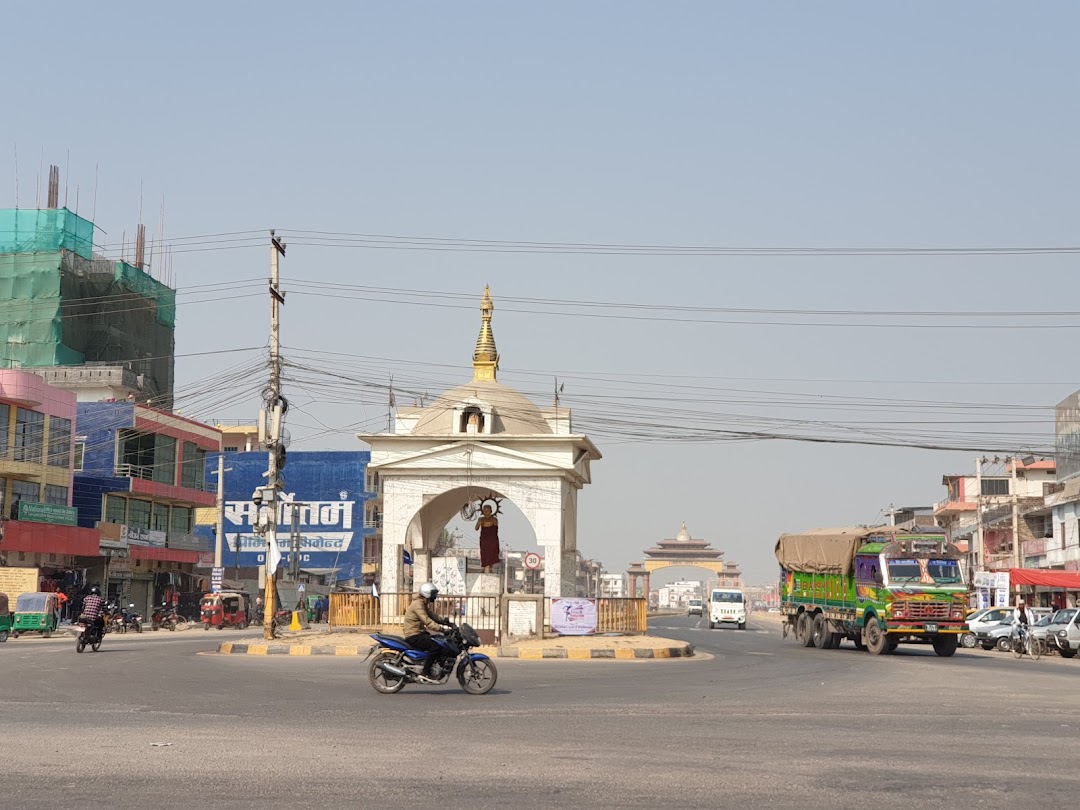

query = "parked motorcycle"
[
  {"left": 366, "top": 623, "right": 497, "bottom": 695},
  {"left": 105, "top": 604, "right": 124, "bottom": 634},
  {"left": 122, "top": 604, "right": 143, "bottom": 634},
  {"left": 75, "top": 617, "right": 104, "bottom": 653}
]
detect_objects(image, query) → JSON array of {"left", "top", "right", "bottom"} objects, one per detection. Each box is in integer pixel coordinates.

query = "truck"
[
  {"left": 776, "top": 525, "right": 967, "bottom": 656},
  {"left": 709, "top": 587, "right": 746, "bottom": 630}
]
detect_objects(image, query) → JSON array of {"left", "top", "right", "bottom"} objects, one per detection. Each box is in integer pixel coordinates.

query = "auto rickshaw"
[
  {"left": 0, "top": 593, "right": 11, "bottom": 642},
  {"left": 12, "top": 592, "right": 60, "bottom": 638},
  {"left": 200, "top": 591, "right": 251, "bottom": 630}
]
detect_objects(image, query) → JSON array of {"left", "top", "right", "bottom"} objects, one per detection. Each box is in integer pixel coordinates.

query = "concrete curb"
[{"left": 217, "top": 641, "right": 695, "bottom": 660}]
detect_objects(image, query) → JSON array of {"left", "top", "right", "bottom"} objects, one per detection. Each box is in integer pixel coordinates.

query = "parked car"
[
  {"left": 1047, "top": 608, "right": 1080, "bottom": 659},
  {"left": 992, "top": 614, "right": 1056, "bottom": 653}
]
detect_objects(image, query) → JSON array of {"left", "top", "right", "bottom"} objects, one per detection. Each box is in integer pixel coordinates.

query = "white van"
[
  {"left": 710, "top": 588, "right": 746, "bottom": 630},
  {"left": 687, "top": 598, "right": 703, "bottom": 617}
]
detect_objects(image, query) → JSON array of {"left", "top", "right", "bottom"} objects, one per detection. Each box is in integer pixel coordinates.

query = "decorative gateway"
[{"left": 776, "top": 524, "right": 967, "bottom": 657}]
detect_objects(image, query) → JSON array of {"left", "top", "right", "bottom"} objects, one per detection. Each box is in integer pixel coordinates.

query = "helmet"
[
  {"left": 89, "top": 586, "right": 101, "bottom": 596},
  {"left": 419, "top": 582, "right": 439, "bottom": 601}
]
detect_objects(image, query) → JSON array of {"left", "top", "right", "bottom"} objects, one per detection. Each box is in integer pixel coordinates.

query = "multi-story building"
[
  {"left": 0, "top": 204, "right": 176, "bottom": 408},
  {"left": 0, "top": 369, "right": 102, "bottom": 607},
  {"left": 73, "top": 401, "right": 220, "bottom": 608},
  {"left": 935, "top": 457, "right": 1057, "bottom": 573},
  {"left": 599, "top": 573, "right": 626, "bottom": 598}
]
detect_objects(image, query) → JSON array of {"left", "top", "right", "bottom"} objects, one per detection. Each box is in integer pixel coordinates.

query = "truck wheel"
[
  {"left": 738, "top": 622, "right": 746, "bottom": 631},
  {"left": 933, "top": 636, "right": 958, "bottom": 657},
  {"left": 828, "top": 633, "right": 843, "bottom": 649},
  {"left": 797, "top": 613, "right": 815, "bottom": 647},
  {"left": 864, "top": 618, "right": 888, "bottom": 655},
  {"left": 708, "top": 621, "right": 715, "bottom": 630},
  {"left": 811, "top": 615, "right": 828, "bottom": 648}
]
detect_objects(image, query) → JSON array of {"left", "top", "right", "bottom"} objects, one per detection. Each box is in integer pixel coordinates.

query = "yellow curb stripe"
[
  {"left": 654, "top": 648, "right": 671, "bottom": 658},
  {"left": 614, "top": 649, "right": 635, "bottom": 660},
  {"left": 289, "top": 646, "right": 311, "bottom": 656},
  {"left": 567, "top": 649, "right": 592, "bottom": 659},
  {"left": 519, "top": 648, "right": 544, "bottom": 659},
  {"left": 248, "top": 646, "right": 268, "bottom": 655},
  {"left": 334, "top": 647, "right": 356, "bottom": 656},
  {"left": 220, "top": 643, "right": 233, "bottom": 654}
]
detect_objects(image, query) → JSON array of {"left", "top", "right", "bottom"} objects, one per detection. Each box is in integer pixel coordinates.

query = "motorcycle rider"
[
  {"left": 403, "top": 582, "right": 454, "bottom": 683},
  {"left": 80, "top": 586, "right": 106, "bottom": 639}
]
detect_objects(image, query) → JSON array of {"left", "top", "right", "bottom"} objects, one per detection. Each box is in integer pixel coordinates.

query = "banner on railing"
[{"left": 550, "top": 597, "right": 598, "bottom": 635}]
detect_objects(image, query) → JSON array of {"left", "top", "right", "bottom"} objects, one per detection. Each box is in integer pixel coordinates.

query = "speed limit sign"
[{"left": 524, "top": 552, "right": 542, "bottom": 570}]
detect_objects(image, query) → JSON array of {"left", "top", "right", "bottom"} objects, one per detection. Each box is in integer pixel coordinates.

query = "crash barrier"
[{"left": 328, "top": 593, "right": 648, "bottom": 637}]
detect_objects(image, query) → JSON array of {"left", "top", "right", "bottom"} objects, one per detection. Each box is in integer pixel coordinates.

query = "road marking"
[{"left": 746, "top": 652, "right": 775, "bottom": 656}]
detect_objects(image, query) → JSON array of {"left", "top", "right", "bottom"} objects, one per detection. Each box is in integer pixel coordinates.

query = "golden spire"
[{"left": 472, "top": 284, "right": 499, "bottom": 381}]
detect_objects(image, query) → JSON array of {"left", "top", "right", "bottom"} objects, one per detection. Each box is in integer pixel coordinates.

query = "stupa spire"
[{"left": 472, "top": 285, "right": 499, "bottom": 381}]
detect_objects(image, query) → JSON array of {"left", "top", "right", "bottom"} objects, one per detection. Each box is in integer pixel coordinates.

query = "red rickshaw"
[{"left": 200, "top": 592, "right": 251, "bottom": 630}]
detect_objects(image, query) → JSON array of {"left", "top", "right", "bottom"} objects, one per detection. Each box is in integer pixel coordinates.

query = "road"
[{"left": 1, "top": 615, "right": 1077, "bottom": 809}]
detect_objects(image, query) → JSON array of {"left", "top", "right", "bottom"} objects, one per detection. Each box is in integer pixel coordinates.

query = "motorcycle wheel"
[
  {"left": 457, "top": 658, "right": 498, "bottom": 695},
  {"left": 92, "top": 639, "right": 101, "bottom": 652},
  {"left": 76, "top": 638, "right": 86, "bottom": 653},
  {"left": 175, "top": 617, "right": 188, "bottom": 630},
  {"left": 135, "top": 622, "right": 142, "bottom": 634},
  {"left": 368, "top": 652, "right": 407, "bottom": 694}
]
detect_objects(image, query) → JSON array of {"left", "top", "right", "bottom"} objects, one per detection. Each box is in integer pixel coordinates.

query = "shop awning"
[{"left": 1009, "top": 568, "right": 1080, "bottom": 589}]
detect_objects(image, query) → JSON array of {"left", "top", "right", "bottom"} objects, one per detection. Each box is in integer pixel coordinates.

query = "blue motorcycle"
[{"left": 366, "top": 623, "right": 497, "bottom": 695}]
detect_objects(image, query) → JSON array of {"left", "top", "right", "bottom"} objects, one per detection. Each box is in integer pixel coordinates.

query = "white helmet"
[{"left": 419, "top": 582, "right": 439, "bottom": 601}]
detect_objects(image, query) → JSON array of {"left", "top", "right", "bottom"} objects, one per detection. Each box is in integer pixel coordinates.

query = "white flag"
[
  {"left": 265, "top": 509, "right": 283, "bottom": 576},
  {"left": 371, "top": 580, "right": 379, "bottom": 600}
]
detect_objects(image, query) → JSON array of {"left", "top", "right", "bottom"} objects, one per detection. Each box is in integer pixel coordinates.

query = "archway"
[{"left": 628, "top": 522, "right": 743, "bottom": 604}]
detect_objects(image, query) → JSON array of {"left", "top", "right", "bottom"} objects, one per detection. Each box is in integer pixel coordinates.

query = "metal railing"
[
  {"left": 328, "top": 593, "right": 649, "bottom": 639},
  {"left": 114, "top": 463, "right": 154, "bottom": 480}
]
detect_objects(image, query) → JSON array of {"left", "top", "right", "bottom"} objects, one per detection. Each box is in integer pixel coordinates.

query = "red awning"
[
  {"left": 1, "top": 521, "right": 100, "bottom": 556},
  {"left": 128, "top": 545, "right": 200, "bottom": 564},
  {"left": 1009, "top": 568, "right": 1080, "bottom": 590}
]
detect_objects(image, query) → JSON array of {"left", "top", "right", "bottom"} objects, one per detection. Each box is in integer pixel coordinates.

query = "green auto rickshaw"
[
  {"left": 306, "top": 594, "right": 320, "bottom": 623},
  {"left": 12, "top": 592, "right": 60, "bottom": 638},
  {"left": 0, "top": 593, "right": 11, "bottom": 642}
]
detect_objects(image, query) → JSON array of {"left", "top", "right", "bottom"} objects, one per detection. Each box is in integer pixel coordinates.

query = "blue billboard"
[{"left": 196, "top": 450, "right": 373, "bottom": 583}]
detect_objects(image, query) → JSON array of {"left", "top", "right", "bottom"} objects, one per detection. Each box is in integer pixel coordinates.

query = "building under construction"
[{"left": 0, "top": 174, "right": 175, "bottom": 408}]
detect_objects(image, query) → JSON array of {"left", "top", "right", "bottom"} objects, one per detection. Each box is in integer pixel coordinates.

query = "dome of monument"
[{"left": 408, "top": 286, "right": 554, "bottom": 436}]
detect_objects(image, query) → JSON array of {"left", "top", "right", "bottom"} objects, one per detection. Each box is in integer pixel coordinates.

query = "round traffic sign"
[{"left": 524, "top": 552, "right": 542, "bottom": 570}]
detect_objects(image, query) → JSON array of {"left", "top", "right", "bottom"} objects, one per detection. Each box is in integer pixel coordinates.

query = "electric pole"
[
  {"left": 212, "top": 453, "right": 232, "bottom": 569},
  {"left": 261, "top": 230, "right": 287, "bottom": 640}
]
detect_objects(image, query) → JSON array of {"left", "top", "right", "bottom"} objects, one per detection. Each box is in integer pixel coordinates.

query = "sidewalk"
[{"left": 217, "top": 628, "right": 694, "bottom": 660}]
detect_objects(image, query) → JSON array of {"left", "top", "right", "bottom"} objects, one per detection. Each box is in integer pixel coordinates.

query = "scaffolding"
[{"left": 0, "top": 208, "right": 176, "bottom": 406}]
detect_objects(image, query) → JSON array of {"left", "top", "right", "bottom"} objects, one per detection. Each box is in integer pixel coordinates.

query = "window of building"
[
  {"left": 0, "top": 403, "right": 9, "bottom": 458},
  {"left": 13, "top": 408, "right": 44, "bottom": 463},
  {"left": 180, "top": 442, "right": 207, "bottom": 490},
  {"left": 170, "top": 506, "right": 192, "bottom": 537},
  {"left": 459, "top": 406, "right": 485, "bottom": 434},
  {"left": 119, "top": 430, "right": 155, "bottom": 478},
  {"left": 981, "top": 479, "right": 1010, "bottom": 496},
  {"left": 47, "top": 416, "right": 71, "bottom": 467},
  {"left": 126, "top": 499, "right": 151, "bottom": 530},
  {"left": 73, "top": 438, "right": 86, "bottom": 471},
  {"left": 44, "top": 484, "right": 68, "bottom": 505},
  {"left": 152, "top": 502, "right": 170, "bottom": 533},
  {"left": 104, "top": 495, "right": 127, "bottom": 524},
  {"left": 223, "top": 445, "right": 240, "bottom": 453},
  {"left": 152, "top": 435, "right": 176, "bottom": 485},
  {"left": 10, "top": 479, "right": 39, "bottom": 518}
]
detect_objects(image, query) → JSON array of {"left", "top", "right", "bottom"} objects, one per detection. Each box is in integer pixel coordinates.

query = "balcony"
[
  {"left": 364, "top": 517, "right": 383, "bottom": 530},
  {"left": 934, "top": 496, "right": 977, "bottom": 516},
  {"left": 114, "top": 463, "right": 154, "bottom": 480}
]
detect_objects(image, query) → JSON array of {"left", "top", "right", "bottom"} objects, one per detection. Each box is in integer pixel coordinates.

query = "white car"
[
  {"left": 687, "top": 598, "right": 703, "bottom": 617},
  {"left": 709, "top": 588, "right": 746, "bottom": 630}
]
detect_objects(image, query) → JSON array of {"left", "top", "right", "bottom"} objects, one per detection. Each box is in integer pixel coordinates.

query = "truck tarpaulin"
[{"left": 774, "top": 527, "right": 877, "bottom": 575}]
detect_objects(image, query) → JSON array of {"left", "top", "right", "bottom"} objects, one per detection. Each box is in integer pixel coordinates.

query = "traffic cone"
[{"left": 290, "top": 610, "right": 302, "bottom": 632}]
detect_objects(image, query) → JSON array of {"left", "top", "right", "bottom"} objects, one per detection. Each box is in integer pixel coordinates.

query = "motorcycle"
[
  {"left": 105, "top": 604, "right": 124, "bottom": 634},
  {"left": 365, "top": 623, "right": 497, "bottom": 695},
  {"left": 122, "top": 604, "right": 143, "bottom": 634},
  {"left": 151, "top": 604, "right": 187, "bottom": 631},
  {"left": 75, "top": 616, "right": 104, "bottom": 653}
]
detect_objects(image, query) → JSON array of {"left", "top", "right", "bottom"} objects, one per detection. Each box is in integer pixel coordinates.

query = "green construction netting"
[
  {"left": 0, "top": 209, "right": 95, "bottom": 260},
  {"left": 114, "top": 261, "right": 176, "bottom": 328},
  {"left": 0, "top": 253, "right": 69, "bottom": 367}
]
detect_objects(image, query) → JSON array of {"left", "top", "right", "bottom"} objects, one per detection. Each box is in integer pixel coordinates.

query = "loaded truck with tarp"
[{"left": 776, "top": 524, "right": 967, "bottom": 656}]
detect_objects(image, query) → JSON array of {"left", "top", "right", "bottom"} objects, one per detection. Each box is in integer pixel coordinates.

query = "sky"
[{"left": 4, "top": 3, "right": 1079, "bottom": 584}]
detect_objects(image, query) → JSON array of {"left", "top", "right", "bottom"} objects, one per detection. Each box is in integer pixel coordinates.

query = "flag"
[
  {"left": 266, "top": 521, "right": 283, "bottom": 576},
  {"left": 371, "top": 581, "right": 379, "bottom": 600},
  {"left": 403, "top": 549, "right": 413, "bottom": 566}
]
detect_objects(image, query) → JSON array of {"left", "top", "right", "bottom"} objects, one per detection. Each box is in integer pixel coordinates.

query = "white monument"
[{"left": 358, "top": 286, "right": 601, "bottom": 599}]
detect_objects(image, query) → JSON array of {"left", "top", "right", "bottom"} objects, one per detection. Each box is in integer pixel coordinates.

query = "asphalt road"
[{"left": 1, "top": 615, "right": 1078, "bottom": 809}]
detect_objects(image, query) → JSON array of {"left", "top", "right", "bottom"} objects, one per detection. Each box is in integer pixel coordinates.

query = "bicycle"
[{"left": 1011, "top": 626, "right": 1042, "bottom": 660}]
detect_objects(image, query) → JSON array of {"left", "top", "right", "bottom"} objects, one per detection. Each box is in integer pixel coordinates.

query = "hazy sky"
[{"left": 5, "top": 3, "right": 1079, "bottom": 583}]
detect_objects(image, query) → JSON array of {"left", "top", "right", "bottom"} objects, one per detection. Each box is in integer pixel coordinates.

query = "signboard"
[
  {"left": 195, "top": 451, "right": 368, "bottom": 583},
  {"left": 196, "top": 551, "right": 215, "bottom": 569},
  {"left": 167, "top": 533, "right": 208, "bottom": 551},
  {"left": 109, "top": 559, "right": 132, "bottom": 576},
  {"left": 211, "top": 567, "right": 224, "bottom": 594},
  {"left": 0, "top": 566, "right": 38, "bottom": 605},
  {"left": 550, "top": 597, "right": 598, "bottom": 636},
  {"left": 433, "top": 556, "right": 467, "bottom": 596},
  {"left": 122, "top": 526, "right": 167, "bottom": 547},
  {"left": 973, "top": 571, "right": 1010, "bottom": 590},
  {"left": 523, "top": 552, "right": 542, "bottom": 571},
  {"left": 507, "top": 600, "right": 537, "bottom": 637},
  {"left": 18, "top": 501, "right": 77, "bottom": 526}
]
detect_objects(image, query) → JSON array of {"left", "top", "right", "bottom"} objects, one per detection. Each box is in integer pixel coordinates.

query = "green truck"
[{"left": 776, "top": 525, "right": 967, "bottom": 656}]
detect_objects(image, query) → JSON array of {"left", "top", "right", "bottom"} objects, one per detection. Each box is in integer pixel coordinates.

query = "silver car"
[{"left": 1047, "top": 608, "right": 1080, "bottom": 659}]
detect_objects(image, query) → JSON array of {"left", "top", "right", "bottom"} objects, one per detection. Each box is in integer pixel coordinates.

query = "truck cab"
[{"left": 709, "top": 588, "right": 746, "bottom": 630}]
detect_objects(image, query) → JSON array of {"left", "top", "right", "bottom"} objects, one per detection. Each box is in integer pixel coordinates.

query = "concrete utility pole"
[
  {"left": 262, "top": 230, "right": 287, "bottom": 640},
  {"left": 1011, "top": 455, "right": 1021, "bottom": 571},
  {"left": 974, "top": 456, "right": 984, "bottom": 573},
  {"left": 212, "top": 453, "right": 230, "bottom": 568}
]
